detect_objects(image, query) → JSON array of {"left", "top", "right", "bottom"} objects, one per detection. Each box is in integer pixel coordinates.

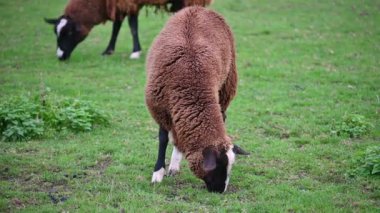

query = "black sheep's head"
[
  {"left": 197, "top": 145, "right": 249, "bottom": 193},
  {"left": 45, "top": 16, "right": 88, "bottom": 60}
]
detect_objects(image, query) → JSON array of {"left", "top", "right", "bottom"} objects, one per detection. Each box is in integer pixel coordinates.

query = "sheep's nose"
[{"left": 56, "top": 47, "right": 64, "bottom": 58}]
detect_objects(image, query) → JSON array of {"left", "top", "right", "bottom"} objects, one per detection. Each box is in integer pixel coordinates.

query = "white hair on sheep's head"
[
  {"left": 225, "top": 145, "right": 235, "bottom": 192},
  {"left": 56, "top": 18, "right": 68, "bottom": 36},
  {"left": 56, "top": 47, "right": 64, "bottom": 58}
]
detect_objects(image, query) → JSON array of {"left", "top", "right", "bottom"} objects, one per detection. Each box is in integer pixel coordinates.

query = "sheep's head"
[
  {"left": 45, "top": 16, "right": 88, "bottom": 60},
  {"left": 190, "top": 144, "right": 249, "bottom": 193}
]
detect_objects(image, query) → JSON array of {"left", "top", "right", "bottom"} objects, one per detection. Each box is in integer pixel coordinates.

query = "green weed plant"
[
  {"left": 331, "top": 114, "right": 373, "bottom": 138},
  {"left": 0, "top": 97, "right": 44, "bottom": 141},
  {"left": 0, "top": 95, "right": 109, "bottom": 142},
  {"left": 349, "top": 146, "right": 380, "bottom": 177}
]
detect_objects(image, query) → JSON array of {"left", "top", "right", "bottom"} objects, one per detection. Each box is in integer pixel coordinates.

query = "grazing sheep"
[
  {"left": 45, "top": 0, "right": 212, "bottom": 60},
  {"left": 145, "top": 6, "right": 249, "bottom": 193}
]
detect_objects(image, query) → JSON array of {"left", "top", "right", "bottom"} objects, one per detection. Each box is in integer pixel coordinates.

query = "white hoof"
[
  {"left": 151, "top": 167, "right": 165, "bottom": 183},
  {"left": 130, "top": 51, "right": 141, "bottom": 59}
]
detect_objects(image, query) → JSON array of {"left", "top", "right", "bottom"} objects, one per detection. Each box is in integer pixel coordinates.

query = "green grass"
[{"left": 1, "top": 0, "right": 379, "bottom": 211}]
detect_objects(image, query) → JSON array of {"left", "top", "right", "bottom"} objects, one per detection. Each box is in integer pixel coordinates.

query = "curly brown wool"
[
  {"left": 145, "top": 6, "right": 237, "bottom": 179},
  {"left": 63, "top": 0, "right": 212, "bottom": 33}
]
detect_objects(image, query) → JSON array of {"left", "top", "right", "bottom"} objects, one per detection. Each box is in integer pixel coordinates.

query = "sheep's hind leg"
[
  {"left": 168, "top": 145, "right": 182, "bottom": 176},
  {"left": 128, "top": 14, "right": 142, "bottom": 59},
  {"left": 151, "top": 126, "right": 168, "bottom": 183},
  {"left": 102, "top": 19, "right": 123, "bottom": 55}
]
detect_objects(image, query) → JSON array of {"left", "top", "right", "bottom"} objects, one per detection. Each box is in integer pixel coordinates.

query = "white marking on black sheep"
[
  {"left": 56, "top": 48, "right": 64, "bottom": 58},
  {"left": 56, "top": 18, "right": 67, "bottom": 36}
]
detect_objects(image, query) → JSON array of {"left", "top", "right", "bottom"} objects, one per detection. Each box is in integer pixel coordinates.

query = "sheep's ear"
[
  {"left": 233, "top": 144, "right": 250, "bottom": 155},
  {"left": 44, "top": 18, "right": 58, "bottom": 25},
  {"left": 202, "top": 147, "right": 217, "bottom": 172}
]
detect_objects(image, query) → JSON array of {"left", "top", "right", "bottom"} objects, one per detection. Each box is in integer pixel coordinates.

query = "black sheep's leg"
[
  {"left": 151, "top": 126, "right": 169, "bottom": 183},
  {"left": 102, "top": 19, "right": 123, "bottom": 55},
  {"left": 222, "top": 110, "right": 226, "bottom": 123},
  {"left": 128, "top": 14, "right": 142, "bottom": 59}
]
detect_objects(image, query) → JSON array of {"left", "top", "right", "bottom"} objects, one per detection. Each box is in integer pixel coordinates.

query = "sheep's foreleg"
[
  {"left": 168, "top": 145, "right": 183, "bottom": 176},
  {"left": 102, "top": 19, "right": 123, "bottom": 55},
  {"left": 128, "top": 14, "right": 142, "bottom": 59},
  {"left": 151, "top": 126, "right": 168, "bottom": 183}
]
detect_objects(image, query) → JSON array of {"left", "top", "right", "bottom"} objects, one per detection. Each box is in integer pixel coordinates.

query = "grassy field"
[{"left": 1, "top": 0, "right": 379, "bottom": 212}]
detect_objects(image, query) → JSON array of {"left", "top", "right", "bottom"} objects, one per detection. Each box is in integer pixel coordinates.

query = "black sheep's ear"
[
  {"left": 202, "top": 147, "right": 217, "bottom": 172},
  {"left": 233, "top": 144, "right": 250, "bottom": 155},
  {"left": 44, "top": 18, "right": 59, "bottom": 25}
]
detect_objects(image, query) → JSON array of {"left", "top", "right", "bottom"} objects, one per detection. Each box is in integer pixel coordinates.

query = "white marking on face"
[
  {"left": 56, "top": 47, "right": 64, "bottom": 58},
  {"left": 151, "top": 167, "right": 165, "bottom": 183},
  {"left": 224, "top": 145, "right": 235, "bottom": 192},
  {"left": 224, "top": 177, "right": 230, "bottom": 192},
  {"left": 168, "top": 146, "right": 182, "bottom": 175},
  {"left": 129, "top": 51, "right": 141, "bottom": 59},
  {"left": 56, "top": 18, "right": 68, "bottom": 36}
]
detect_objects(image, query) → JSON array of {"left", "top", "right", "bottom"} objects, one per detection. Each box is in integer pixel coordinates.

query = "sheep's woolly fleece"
[
  {"left": 64, "top": 0, "right": 213, "bottom": 23},
  {"left": 145, "top": 6, "right": 237, "bottom": 179}
]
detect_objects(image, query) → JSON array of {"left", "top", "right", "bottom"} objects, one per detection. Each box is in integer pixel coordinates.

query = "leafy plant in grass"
[
  {"left": 0, "top": 95, "right": 110, "bottom": 142},
  {"left": 348, "top": 146, "right": 380, "bottom": 177},
  {"left": 0, "top": 97, "right": 44, "bottom": 141},
  {"left": 331, "top": 114, "right": 373, "bottom": 138},
  {"left": 46, "top": 98, "right": 110, "bottom": 132}
]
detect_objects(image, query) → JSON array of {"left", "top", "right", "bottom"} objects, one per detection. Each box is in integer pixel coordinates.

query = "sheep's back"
[{"left": 147, "top": 6, "right": 235, "bottom": 93}]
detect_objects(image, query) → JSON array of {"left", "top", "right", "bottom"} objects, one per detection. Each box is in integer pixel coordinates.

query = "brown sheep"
[
  {"left": 44, "top": 0, "right": 212, "bottom": 60},
  {"left": 145, "top": 6, "right": 248, "bottom": 193}
]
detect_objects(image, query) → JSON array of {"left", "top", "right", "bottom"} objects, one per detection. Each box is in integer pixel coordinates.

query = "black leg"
[
  {"left": 222, "top": 111, "right": 226, "bottom": 123},
  {"left": 102, "top": 19, "right": 123, "bottom": 55},
  {"left": 154, "top": 126, "right": 169, "bottom": 172},
  {"left": 169, "top": 0, "right": 184, "bottom": 12},
  {"left": 128, "top": 14, "right": 141, "bottom": 54}
]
